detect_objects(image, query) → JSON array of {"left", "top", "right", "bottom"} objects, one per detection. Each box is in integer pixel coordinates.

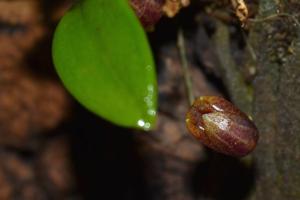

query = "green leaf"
[{"left": 52, "top": 0, "right": 157, "bottom": 130}]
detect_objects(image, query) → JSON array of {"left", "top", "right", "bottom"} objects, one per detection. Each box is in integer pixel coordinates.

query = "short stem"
[{"left": 177, "top": 29, "right": 194, "bottom": 105}]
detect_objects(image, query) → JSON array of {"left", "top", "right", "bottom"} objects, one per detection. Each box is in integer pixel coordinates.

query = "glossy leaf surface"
[{"left": 53, "top": 0, "right": 157, "bottom": 130}]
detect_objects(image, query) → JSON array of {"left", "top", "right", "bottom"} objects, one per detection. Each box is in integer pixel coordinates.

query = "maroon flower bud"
[
  {"left": 130, "top": 0, "right": 165, "bottom": 29},
  {"left": 186, "top": 96, "right": 259, "bottom": 157}
]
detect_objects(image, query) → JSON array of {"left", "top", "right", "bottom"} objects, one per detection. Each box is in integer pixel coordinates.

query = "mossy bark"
[{"left": 250, "top": 0, "right": 300, "bottom": 199}]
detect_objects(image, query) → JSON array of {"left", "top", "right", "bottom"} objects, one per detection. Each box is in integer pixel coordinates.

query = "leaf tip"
[{"left": 136, "top": 117, "right": 156, "bottom": 131}]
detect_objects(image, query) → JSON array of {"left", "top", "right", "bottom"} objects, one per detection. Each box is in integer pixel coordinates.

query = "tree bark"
[{"left": 250, "top": 0, "right": 300, "bottom": 199}]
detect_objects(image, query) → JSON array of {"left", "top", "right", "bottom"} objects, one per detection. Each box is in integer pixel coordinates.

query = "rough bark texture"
[{"left": 250, "top": 0, "right": 300, "bottom": 199}]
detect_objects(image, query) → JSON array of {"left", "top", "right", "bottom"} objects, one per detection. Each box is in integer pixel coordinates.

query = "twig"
[
  {"left": 177, "top": 29, "right": 194, "bottom": 105},
  {"left": 241, "top": 30, "right": 257, "bottom": 62},
  {"left": 213, "top": 20, "right": 253, "bottom": 114},
  {"left": 248, "top": 13, "right": 300, "bottom": 27}
]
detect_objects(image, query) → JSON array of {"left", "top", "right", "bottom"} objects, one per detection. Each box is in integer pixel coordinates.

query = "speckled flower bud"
[{"left": 186, "top": 96, "right": 259, "bottom": 157}]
